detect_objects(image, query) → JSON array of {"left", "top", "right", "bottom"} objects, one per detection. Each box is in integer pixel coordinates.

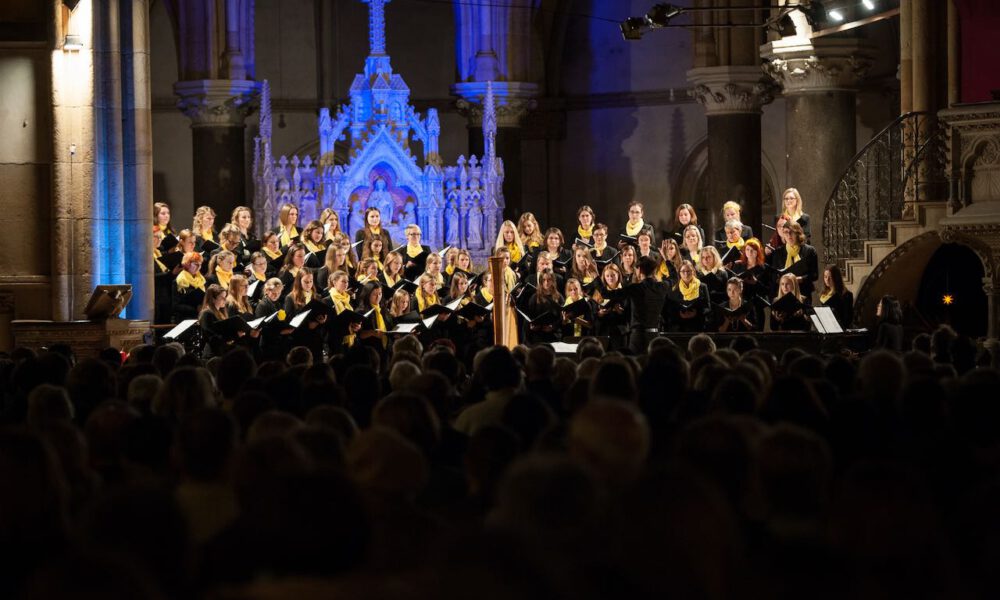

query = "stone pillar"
[
  {"left": 453, "top": 82, "right": 537, "bottom": 219},
  {"left": 762, "top": 38, "right": 874, "bottom": 261},
  {"left": 174, "top": 80, "right": 256, "bottom": 220},
  {"left": 687, "top": 66, "right": 776, "bottom": 240}
]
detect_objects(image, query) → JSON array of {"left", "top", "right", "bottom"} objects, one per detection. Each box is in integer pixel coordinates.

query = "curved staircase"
[{"left": 822, "top": 112, "right": 948, "bottom": 296}]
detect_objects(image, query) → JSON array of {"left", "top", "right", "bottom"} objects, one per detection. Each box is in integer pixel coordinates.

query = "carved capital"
[
  {"left": 761, "top": 38, "right": 874, "bottom": 94},
  {"left": 452, "top": 81, "right": 539, "bottom": 127},
  {"left": 174, "top": 79, "right": 258, "bottom": 128},
  {"left": 686, "top": 66, "right": 778, "bottom": 116}
]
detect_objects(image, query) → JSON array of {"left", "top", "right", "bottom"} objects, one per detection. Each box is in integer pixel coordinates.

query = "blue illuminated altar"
[{"left": 253, "top": 0, "right": 505, "bottom": 265}]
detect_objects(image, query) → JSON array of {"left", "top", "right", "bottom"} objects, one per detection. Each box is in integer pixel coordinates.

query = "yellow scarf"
[
  {"left": 407, "top": 244, "right": 424, "bottom": 258},
  {"left": 329, "top": 289, "right": 352, "bottom": 313},
  {"left": 583, "top": 275, "right": 594, "bottom": 285},
  {"left": 215, "top": 267, "right": 233, "bottom": 290},
  {"left": 202, "top": 230, "right": 214, "bottom": 243},
  {"left": 504, "top": 267, "right": 517, "bottom": 292},
  {"left": 480, "top": 286, "right": 493, "bottom": 303},
  {"left": 658, "top": 261, "right": 675, "bottom": 280},
  {"left": 679, "top": 278, "right": 700, "bottom": 301},
  {"left": 280, "top": 226, "right": 298, "bottom": 247},
  {"left": 564, "top": 295, "right": 583, "bottom": 336},
  {"left": 527, "top": 240, "right": 540, "bottom": 250},
  {"left": 154, "top": 249, "right": 167, "bottom": 273},
  {"left": 820, "top": 290, "right": 834, "bottom": 304},
  {"left": 369, "top": 226, "right": 382, "bottom": 236},
  {"left": 176, "top": 270, "right": 206, "bottom": 291},
  {"left": 445, "top": 264, "right": 455, "bottom": 276},
  {"left": 785, "top": 245, "right": 801, "bottom": 269},
  {"left": 626, "top": 219, "right": 644, "bottom": 236},
  {"left": 371, "top": 304, "right": 387, "bottom": 348},
  {"left": 577, "top": 226, "right": 593, "bottom": 240},
  {"left": 304, "top": 239, "right": 325, "bottom": 254},
  {"left": 507, "top": 243, "right": 523, "bottom": 263},
  {"left": 384, "top": 272, "right": 399, "bottom": 287},
  {"left": 251, "top": 269, "right": 267, "bottom": 282},
  {"left": 431, "top": 272, "right": 445, "bottom": 288},
  {"left": 727, "top": 237, "right": 746, "bottom": 250},
  {"left": 264, "top": 247, "right": 283, "bottom": 260},
  {"left": 417, "top": 291, "right": 438, "bottom": 312}
]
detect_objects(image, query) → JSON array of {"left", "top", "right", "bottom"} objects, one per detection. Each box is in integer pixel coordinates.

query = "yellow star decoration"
[{"left": 942, "top": 294, "right": 954, "bottom": 306}]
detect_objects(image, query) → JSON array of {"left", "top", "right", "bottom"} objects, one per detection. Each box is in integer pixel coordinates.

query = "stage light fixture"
[
  {"left": 646, "top": 3, "right": 685, "bottom": 27},
  {"left": 620, "top": 17, "right": 647, "bottom": 40},
  {"left": 862, "top": 0, "right": 876, "bottom": 9},
  {"left": 828, "top": 8, "right": 845, "bottom": 21}
]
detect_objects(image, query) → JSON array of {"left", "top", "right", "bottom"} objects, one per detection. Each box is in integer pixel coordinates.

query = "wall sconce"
[{"left": 63, "top": 34, "right": 84, "bottom": 51}]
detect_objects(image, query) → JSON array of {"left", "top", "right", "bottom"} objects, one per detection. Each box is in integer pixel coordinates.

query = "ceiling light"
[
  {"left": 828, "top": 8, "right": 845, "bottom": 22},
  {"left": 862, "top": 0, "right": 876, "bottom": 10}
]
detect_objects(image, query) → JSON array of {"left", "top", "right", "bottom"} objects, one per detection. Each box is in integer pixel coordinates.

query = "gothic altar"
[{"left": 252, "top": 0, "right": 505, "bottom": 266}]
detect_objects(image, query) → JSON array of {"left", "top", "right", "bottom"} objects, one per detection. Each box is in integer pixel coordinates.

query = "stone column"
[
  {"left": 453, "top": 82, "right": 537, "bottom": 218},
  {"left": 762, "top": 38, "right": 874, "bottom": 261},
  {"left": 174, "top": 80, "right": 257, "bottom": 220},
  {"left": 687, "top": 66, "right": 776, "bottom": 240}
]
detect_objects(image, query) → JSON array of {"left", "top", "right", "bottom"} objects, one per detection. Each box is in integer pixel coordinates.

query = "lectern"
[{"left": 12, "top": 285, "right": 150, "bottom": 357}]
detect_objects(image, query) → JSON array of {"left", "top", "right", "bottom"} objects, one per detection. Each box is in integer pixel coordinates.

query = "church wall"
[{"left": 0, "top": 47, "right": 54, "bottom": 348}]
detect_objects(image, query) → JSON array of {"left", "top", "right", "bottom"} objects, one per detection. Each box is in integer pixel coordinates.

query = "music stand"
[{"left": 83, "top": 285, "right": 133, "bottom": 321}]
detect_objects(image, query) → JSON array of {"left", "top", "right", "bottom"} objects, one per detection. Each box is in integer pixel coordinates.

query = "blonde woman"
[
  {"left": 570, "top": 245, "right": 599, "bottom": 285},
  {"left": 768, "top": 187, "right": 811, "bottom": 252},
  {"left": 274, "top": 202, "right": 300, "bottom": 247},
  {"left": 443, "top": 246, "right": 460, "bottom": 276},
  {"left": 317, "top": 245, "right": 349, "bottom": 291},
  {"left": 697, "top": 246, "right": 728, "bottom": 305},
  {"left": 517, "top": 212, "right": 544, "bottom": 251},
  {"left": 714, "top": 201, "right": 753, "bottom": 243},
  {"left": 320, "top": 207, "right": 342, "bottom": 241},
  {"left": 192, "top": 206, "right": 217, "bottom": 249},
  {"left": 494, "top": 220, "right": 525, "bottom": 265},
  {"left": 771, "top": 272, "right": 809, "bottom": 331},
  {"left": 402, "top": 224, "right": 431, "bottom": 280},
  {"left": 455, "top": 249, "right": 474, "bottom": 275},
  {"left": 226, "top": 274, "right": 255, "bottom": 317},
  {"left": 389, "top": 287, "right": 414, "bottom": 319},
  {"left": 682, "top": 224, "right": 704, "bottom": 267},
  {"left": 424, "top": 252, "right": 446, "bottom": 291},
  {"left": 198, "top": 284, "right": 238, "bottom": 358},
  {"left": 416, "top": 273, "right": 443, "bottom": 313},
  {"left": 356, "top": 257, "right": 380, "bottom": 284},
  {"left": 207, "top": 250, "right": 236, "bottom": 291},
  {"left": 658, "top": 237, "right": 682, "bottom": 282},
  {"left": 230, "top": 206, "right": 255, "bottom": 240},
  {"left": 561, "top": 277, "right": 594, "bottom": 338},
  {"left": 380, "top": 251, "right": 404, "bottom": 289}
]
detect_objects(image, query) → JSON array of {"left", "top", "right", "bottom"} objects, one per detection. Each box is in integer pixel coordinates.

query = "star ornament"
[{"left": 942, "top": 294, "right": 954, "bottom": 306}]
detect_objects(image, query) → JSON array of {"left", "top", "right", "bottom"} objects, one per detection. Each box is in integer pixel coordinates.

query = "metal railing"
[{"left": 822, "top": 111, "right": 946, "bottom": 268}]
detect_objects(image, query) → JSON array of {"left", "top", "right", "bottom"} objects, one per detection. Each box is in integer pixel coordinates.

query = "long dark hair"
[
  {"left": 358, "top": 281, "right": 382, "bottom": 311},
  {"left": 824, "top": 264, "right": 846, "bottom": 296},
  {"left": 878, "top": 294, "right": 902, "bottom": 325}
]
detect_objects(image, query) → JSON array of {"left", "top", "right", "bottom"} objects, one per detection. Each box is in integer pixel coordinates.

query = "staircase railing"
[{"left": 822, "top": 111, "right": 945, "bottom": 268}]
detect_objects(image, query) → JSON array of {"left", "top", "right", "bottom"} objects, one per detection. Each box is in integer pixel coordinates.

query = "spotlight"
[
  {"left": 63, "top": 34, "right": 83, "bottom": 51},
  {"left": 798, "top": 0, "right": 828, "bottom": 28},
  {"left": 620, "top": 17, "right": 647, "bottom": 41},
  {"left": 828, "top": 8, "right": 845, "bottom": 22},
  {"left": 646, "top": 3, "right": 684, "bottom": 28},
  {"left": 862, "top": 0, "right": 876, "bottom": 9}
]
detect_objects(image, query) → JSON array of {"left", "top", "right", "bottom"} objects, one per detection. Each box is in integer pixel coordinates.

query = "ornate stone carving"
[
  {"left": 941, "top": 102, "right": 1000, "bottom": 209},
  {"left": 453, "top": 81, "right": 539, "bottom": 127},
  {"left": 686, "top": 66, "right": 777, "bottom": 115},
  {"left": 761, "top": 39, "right": 875, "bottom": 94},
  {"left": 174, "top": 79, "right": 258, "bottom": 128}
]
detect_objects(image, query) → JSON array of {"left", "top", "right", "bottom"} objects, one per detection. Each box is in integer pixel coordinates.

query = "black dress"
[
  {"left": 667, "top": 282, "right": 710, "bottom": 333},
  {"left": 595, "top": 286, "right": 629, "bottom": 351},
  {"left": 821, "top": 291, "right": 855, "bottom": 329},
  {"left": 874, "top": 321, "right": 904, "bottom": 352},
  {"left": 769, "top": 244, "right": 819, "bottom": 302},
  {"left": 698, "top": 270, "right": 729, "bottom": 306},
  {"left": 254, "top": 296, "right": 289, "bottom": 362},
  {"left": 284, "top": 294, "right": 326, "bottom": 362},
  {"left": 525, "top": 295, "right": 561, "bottom": 345}
]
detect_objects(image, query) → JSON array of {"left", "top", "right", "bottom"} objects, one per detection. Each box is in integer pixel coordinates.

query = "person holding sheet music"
[
  {"left": 356, "top": 281, "right": 391, "bottom": 358},
  {"left": 717, "top": 219, "right": 747, "bottom": 256},
  {"left": 226, "top": 274, "right": 255, "bottom": 318},
  {"left": 518, "top": 212, "right": 544, "bottom": 254},
  {"left": 591, "top": 224, "right": 618, "bottom": 267},
  {"left": 769, "top": 221, "right": 818, "bottom": 303},
  {"left": 770, "top": 273, "right": 811, "bottom": 332},
  {"left": 618, "top": 244, "right": 638, "bottom": 285},
  {"left": 301, "top": 220, "right": 329, "bottom": 263},
  {"left": 542, "top": 228, "right": 570, "bottom": 274},
  {"left": 561, "top": 278, "right": 595, "bottom": 338},
  {"left": 354, "top": 207, "right": 395, "bottom": 251},
  {"left": 670, "top": 203, "right": 705, "bottom": 246},
  {"left": 713, "top": 202, "right": 753, "bottom": 244},
  {"left": 246, "top": 252, "right": 269, "bottom": 293},
  {"left": 734, "top": 238, "right": 769, "bottom": 328},
  {"left": 379, "top": 251, "right": 405, "bottom": 291},
  {"left": 252, "top": 278, "right": 290, "bottom": 362},
  {"left": 424, "top": 252, "right": 448, "bottom": 294},
  {"left": 474, "top": 271, "right": 495, "bottom": 306},
  {"left": 283, "top": 269, "right": 329, "bottom": 360},
  {"left": 594, "top": 263, "right": 628, "bottom": 350},
  {"left": 198, "top": 284, "right": 244, "bottom": 358},
  {"left": 274, "top": 203, "right": 300, "bottom": 248},
  {"left": 624, "top": 257, "right": 671, "bottom": 353},
  {"left": 154, "top": 202, "right": 174, "bottom": 236},
  {"left": 192, "top": 206, "right": 217, "bottom": 250},
  {"left": 575, "top": 205, "right": 596, "bottom": 246},
  {"left": 173, "top": 252, "right": 207, "bottom": 322},
  {"left": 278, "top": 243, "right": 307, "bottom": 299},
  {"left": 820, "top": 265, "right": 854, "bottom": 329},
  {"left": 525, "top": 269, "right": 562, "bottom": 344},
  {"left": 261, "top": 232, "right": 285, "bottom": 277},
  {"left": 154, "top": 227, "right": 183, "bottom": 326},
  {"left": 697, "top": 246, "right": 729, "bottom": 305},
  {"left": 669, "top": 260, "right": 710, "bottom": 333},
  {"left": 389, "top": 287, "right": 415, "bottom": 320},
  {"left": 619, "top": 201, "right": 654, "bottom": 247},
  {"left": 332, "top": 232, "right": 359, "bottom": 272},
  {"left": 214, "top": 225, "right": 250, "bottom": 270},
  {"left": 363, "top": 236, "right": 387, "bottom": 271},
  {"left": 717, "top": 277, "right": 759, "bottom": 333},
  {"left": 455, "top": 249, "right": 474, "bottom": 277},
  {"left": 401, "top": 224, "right": 432, "bottom": 281}
]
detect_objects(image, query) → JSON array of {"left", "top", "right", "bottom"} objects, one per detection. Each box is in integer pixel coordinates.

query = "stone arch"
[{"left": 671, "top": 137, "right": 780, "bottom": 235}]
